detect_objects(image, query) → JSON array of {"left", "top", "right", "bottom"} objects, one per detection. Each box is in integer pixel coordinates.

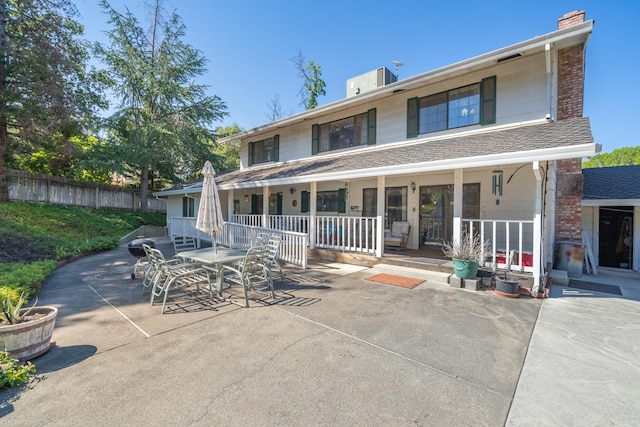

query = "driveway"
[{"left": 0, "top": 240, "right": 541, "bottom": 426}]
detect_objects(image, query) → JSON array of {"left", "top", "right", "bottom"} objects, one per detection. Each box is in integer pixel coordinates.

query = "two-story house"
[{"left": 156, "top": 11, "right": 596, "bottom": 290}]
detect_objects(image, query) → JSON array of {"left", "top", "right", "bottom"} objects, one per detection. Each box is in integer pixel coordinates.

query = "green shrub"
[{"left": 0, "top": 350, "right": 36, "bottom": 388}]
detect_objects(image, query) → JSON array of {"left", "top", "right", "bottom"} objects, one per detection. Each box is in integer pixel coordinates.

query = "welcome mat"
[
  {"left": 568, "top": 280, "right": 622, "bottom": 296},
  {"left": 366, "top": 273, "right": 423, "bottom": 289}
]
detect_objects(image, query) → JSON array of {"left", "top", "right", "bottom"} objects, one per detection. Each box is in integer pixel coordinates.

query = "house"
[
  {"left": 156, "top": 11, "right": 597, "bottom": 290},
  {"left": 582, "top": 165, "right": 640, "bottom": 272}
]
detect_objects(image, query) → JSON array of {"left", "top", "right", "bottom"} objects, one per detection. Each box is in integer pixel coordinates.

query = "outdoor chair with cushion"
[
  {"left": 220, "top": 245, "right": 274, "bottom": 308},
  {"left": 384, "top": 221, "right": 411, "bottom": 250}
]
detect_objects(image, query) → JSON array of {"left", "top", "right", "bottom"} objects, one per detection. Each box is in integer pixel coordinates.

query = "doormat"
[
  {"left": 568, "top": 280, "right": 622, "bottom": 296},
  {"left": 365, "top": 273, "right": 423, "bottom": 289}
]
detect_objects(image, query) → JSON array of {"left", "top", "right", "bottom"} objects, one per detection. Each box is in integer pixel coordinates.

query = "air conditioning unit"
[{"left": 346, "top": 67, "right": 397, "bottom": 98}]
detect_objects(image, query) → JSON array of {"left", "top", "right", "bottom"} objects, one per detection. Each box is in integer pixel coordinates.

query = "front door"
[{"left": 420, "top": 184, "right": 480, "bottom": 247}]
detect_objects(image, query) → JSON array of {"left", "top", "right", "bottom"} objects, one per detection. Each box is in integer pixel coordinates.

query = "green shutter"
[
  {"left": 367, "top": 108, "right": 376, "bottom": 145},
  {"left": 338, "top": 188, "right": 346, "bottom": 213},
  {"left": 248, "top": 142, "right": 254, "bottom": 166},
  {"left": 251, "top": 194, "right": 257, "bottom": 214},
  {"left": 311, "top": 124, "right": 319, "bottom": 155},
  {"left": 480, "top": 76, "right": 497, "bottom": 125},
  {"left": 273, "top": 134, "right": 279, "bottom": 162},
  {"left": 407, "top": 97, "right": 419, "bottom": 138},
  {"left": 301, "top": 191, "right": 309, "bottom": 213},
  {"left": 276, "top": 193, "right": 282, "bottom": 215}
]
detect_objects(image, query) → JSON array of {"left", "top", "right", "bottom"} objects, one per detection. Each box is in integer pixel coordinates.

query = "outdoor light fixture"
[
  {"left": 243, "top": 194, "right": 249, "bottom": 203},
  {"left": 289, "top": 187, "right": 296, "bottom": 194},
  {"left": 410, "top": 182, "right": 416, "bottom": 193}
]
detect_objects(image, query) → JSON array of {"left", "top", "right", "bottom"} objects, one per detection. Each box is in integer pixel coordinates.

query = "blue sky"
[{"left": 75, "top": 0, "right": 639, "bottom": 154}]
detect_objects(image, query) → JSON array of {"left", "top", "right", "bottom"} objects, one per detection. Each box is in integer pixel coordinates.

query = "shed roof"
[{"left": 583, "top": 165, "right": 640, "bottom": 201}]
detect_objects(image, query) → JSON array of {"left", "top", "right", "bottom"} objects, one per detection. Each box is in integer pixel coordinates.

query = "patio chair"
[
  {"left": 142, "top": 244, "right": 196, "bottom": 295},
  {"left": 221, "top": 245, "right": 274, "bottom": 307},
  {"left": 266, "top": 235, "right": 284, "bottom": 281},
  {"left": 254, "top": 232, "right": 271, "bottom": 246},
  {"left": 147, "top": 246, "right": 213, "bottom": 314},
  {"left": 172, "top": 235, "right": 197, "bottom": 262},
  {"left": 384, "top": 221, "right": 411, "bottom": 250}
]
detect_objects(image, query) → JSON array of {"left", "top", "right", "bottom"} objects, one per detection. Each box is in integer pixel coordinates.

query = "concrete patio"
[{"left": 0, "top": 239, "right": 638, "bottom": 425}]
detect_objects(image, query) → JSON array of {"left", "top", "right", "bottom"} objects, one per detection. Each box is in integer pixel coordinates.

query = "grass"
[{"left": 0, "top": 201, "right": 165, "bottom": 303}]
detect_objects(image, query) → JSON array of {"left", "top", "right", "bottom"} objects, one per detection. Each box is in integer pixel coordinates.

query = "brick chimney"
[{"left": 555, "top": 10, "right": 587, "bottom": 243}]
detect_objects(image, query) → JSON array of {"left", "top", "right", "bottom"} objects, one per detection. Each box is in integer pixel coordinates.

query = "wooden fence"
[{"left": 8, "top": 170, "right": 166, "bottom": 212}]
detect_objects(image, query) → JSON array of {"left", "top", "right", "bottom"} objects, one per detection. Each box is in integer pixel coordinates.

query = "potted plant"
[
  {"left": 443, "top": 230, "right": 490, "bottom": 279},
  {"left": 0, "top": 293, "right": 58, "bottom": 363}
]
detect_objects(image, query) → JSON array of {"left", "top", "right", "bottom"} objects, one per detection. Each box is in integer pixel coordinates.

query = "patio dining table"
[{"left": 177, "top": 247, "right": 247, "bottom": 297}]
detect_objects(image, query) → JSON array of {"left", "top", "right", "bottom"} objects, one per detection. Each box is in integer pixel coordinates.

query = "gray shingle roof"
[
  {"left": 583, "top": 165, "right": 640, "bottom": 200},
  {"left": 215, "top": 117, "right": 593, "bottom": 187}
]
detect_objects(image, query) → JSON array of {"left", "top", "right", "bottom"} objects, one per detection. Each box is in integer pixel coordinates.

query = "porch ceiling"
[{"left": 212, "top": 117, "right": 594, "bottom": 190}]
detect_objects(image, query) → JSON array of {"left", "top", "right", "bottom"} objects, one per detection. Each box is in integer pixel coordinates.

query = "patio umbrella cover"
[{"left": 196, "top": 161, "right": 224, "bottom": 251}]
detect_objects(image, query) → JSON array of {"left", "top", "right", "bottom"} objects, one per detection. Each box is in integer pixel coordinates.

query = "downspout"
[{"left": 545, "top": 43, "right": 554, "bottom": 121}]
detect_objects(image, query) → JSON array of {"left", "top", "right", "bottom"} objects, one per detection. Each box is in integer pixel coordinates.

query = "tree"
[
  {"left": 94, "top": 0, "right": 228, "bottom": 211},
  {"left": 0, "top": 0, "right": 106, "bottom": 202},
  {"left": 211, "top": 124, "right": 242, "bottom": 172},
  {"left": 292, "top": 49, "right": 326, "bottom": 110},
  {"left": 582, "top": 146, "right": 640, "bottom": 168},
  {"left": 265, "top": 94, "right": 283, "bottom": 122}
]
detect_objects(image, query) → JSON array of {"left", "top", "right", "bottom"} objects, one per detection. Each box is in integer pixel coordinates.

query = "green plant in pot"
[
  {"left": 443, "top": 230, "right": 490, "bottom": 279},
  {"left": 0, "top": 292, "right": 58, "bottom": 364}
]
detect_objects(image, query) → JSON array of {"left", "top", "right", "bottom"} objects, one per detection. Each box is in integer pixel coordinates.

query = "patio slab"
[{"left": 0, "top": 242, "right": 540, "bottom": 425}]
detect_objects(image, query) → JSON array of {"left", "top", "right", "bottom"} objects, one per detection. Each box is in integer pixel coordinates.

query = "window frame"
[
  {"left": 248, "top": 134, "right": 279, "bottom": 166},
  {"left": 312, "top": 108, "right": 376, "bottom": 154}
]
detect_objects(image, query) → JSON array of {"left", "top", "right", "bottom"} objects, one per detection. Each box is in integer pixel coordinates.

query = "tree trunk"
[
  {"left": 140, "top": 164, "right": 149, "bottom": 212},
  {"left": 0, "top": 0, "right": 9, "bottom": 202}
]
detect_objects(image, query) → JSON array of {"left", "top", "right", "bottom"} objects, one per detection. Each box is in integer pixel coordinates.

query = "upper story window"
[
  {"left": 248, "top": 135, "right": 279, "bottom": 166},
  {"left": 407, "top": 76, "right": 496, "bottom": 138},
  {"left": 312, "top": 108, "right": 376, "bottom": 154}
]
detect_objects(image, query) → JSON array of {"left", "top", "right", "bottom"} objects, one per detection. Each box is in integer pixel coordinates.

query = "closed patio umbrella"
[{"left": 196, "top": 161, "right": 224, "bottom": 252}]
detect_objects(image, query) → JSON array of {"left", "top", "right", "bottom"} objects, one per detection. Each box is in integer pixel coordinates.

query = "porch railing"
[
  {"left": 167, "top": 217, "right": 308, "bottom": 268},
  {"left": 464, "top": 219, "right": 535, "bottom": 273},
  {"left": 314, "top": 216, "right": 379, "bottom": 254},
  {"left": 229, "top": 214, "right": 380, "bottom": 255}
]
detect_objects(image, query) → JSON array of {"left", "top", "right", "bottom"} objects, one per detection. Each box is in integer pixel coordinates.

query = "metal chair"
[
  {"left": 221, "top": 245, "right": 274, "bottom": 307},
  {"left": 142, "top": 244, "right": 195, "bottom": 295},
  {"left": 145, "top": 246, "right": 212, "bottom": 314},
  {"left": 172, "top": 235, "right": 198, "bottom": 262},
  {"left": 266, "top": 235, "right": 284, "bottom": 281}
]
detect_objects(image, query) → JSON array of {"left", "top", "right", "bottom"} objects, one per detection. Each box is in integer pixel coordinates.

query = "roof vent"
[{"left": 497, "top": 53, "right": 522, "bottom": 63}]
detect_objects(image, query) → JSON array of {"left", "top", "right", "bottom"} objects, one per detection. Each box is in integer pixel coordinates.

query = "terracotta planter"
[
  {"left": 452, "top": 259, "right": 479, "bottom": 279},
  {"left": 0, "top": 306, "right": 58, "bottom": 362}
]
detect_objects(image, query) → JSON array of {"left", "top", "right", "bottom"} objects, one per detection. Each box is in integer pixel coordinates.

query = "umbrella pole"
[{"left": 213, "top": 231, "right": 217, "bottom": 253}]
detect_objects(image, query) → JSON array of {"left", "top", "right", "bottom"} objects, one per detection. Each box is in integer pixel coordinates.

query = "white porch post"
[
  {"left": 262, "top": 186, "right": 270, "bottom": 229},
  {"left": 227, "top": 189, "right": 234, "bottom": 221},
  {"left": 377, "top": 175, "right": 385, "bottom": 257},
  {"left": 309, "top": 182, "right": 317, "bottom": 249},
  {"left": 453, "top": 169, "right": 463, "bottom": 244},
  {"left": 532, "top": 161, "right": 543, "bottom": 294}
]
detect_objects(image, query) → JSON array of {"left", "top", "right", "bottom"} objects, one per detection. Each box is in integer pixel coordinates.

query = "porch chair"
[
  {"left": 220, "top": 245, "right": 274, "bottom": 308},
  {"left": 254, "top": 232, "right": 271, "bottom": 246},
  {"left": 384, "top": 221, "right": 411, "bottom": 250}
]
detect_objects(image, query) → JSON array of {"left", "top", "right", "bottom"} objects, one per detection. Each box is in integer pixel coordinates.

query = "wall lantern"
[
  {"left": 410, "top": 182, "right": 416, "bottom": 193},
  {"left": 243, "top": 194, "right": 249, "bottom": 203},
  {"left": 289, "top": 187, "right": 296, "bottom": 195}
]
